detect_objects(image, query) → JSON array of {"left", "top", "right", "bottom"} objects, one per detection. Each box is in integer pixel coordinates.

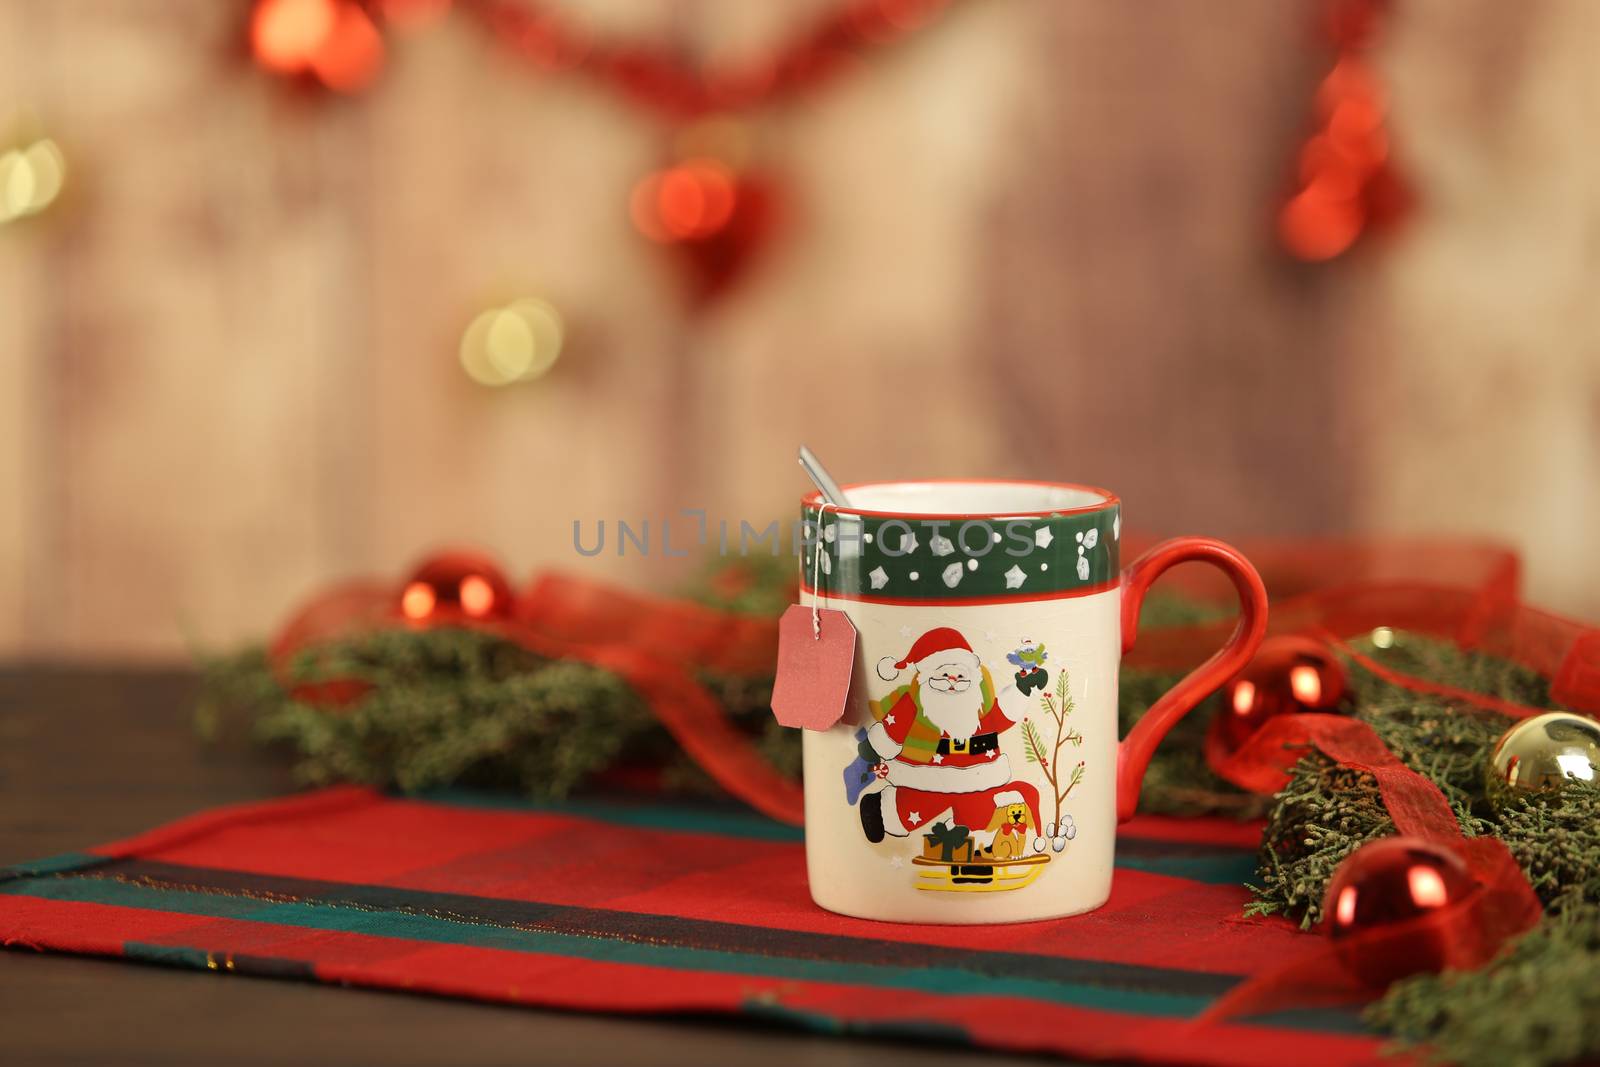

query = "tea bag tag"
[{"left": 771, "top": 604, "right": 857, "bottom": 731}]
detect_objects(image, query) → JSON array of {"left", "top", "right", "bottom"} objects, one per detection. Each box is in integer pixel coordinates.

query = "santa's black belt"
[{"left": 936, "top": 733, "right": 998, "bottom": 756}]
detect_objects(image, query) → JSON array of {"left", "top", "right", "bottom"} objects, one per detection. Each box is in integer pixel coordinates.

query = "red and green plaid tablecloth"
[{"left": 0, "top": 787, "right": 1384, "bottom": 1065}]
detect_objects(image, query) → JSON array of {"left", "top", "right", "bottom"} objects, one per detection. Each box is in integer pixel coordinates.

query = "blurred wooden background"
[{"left": 0, "top": 0, "right": 1595, "bottom": 659}]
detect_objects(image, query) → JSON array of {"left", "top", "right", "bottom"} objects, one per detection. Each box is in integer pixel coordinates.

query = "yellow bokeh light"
[
  {"left": 507, "top": 298, "right": 563, "bottom": 377},
  {"left": 459, "top": 297, "right": 564, "bottom": 388},
  {"left": 0, "top": 138, "right": 66, "bottom": 224},
  {"left": 484, "top": 308, "right": 535, "bottom": 380}
]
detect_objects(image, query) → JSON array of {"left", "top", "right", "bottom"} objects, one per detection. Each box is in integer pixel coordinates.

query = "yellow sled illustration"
[{"left": 911, "top": 851, "right": 1051, "bottom": 893}]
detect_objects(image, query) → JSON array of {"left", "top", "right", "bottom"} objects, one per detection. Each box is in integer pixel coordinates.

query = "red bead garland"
[
  {"left": 251, "top": 0, "right": 958, "bottom": 115},
  {"left": 1279, "top": 0, "right": 1412, "bottom": 261}
]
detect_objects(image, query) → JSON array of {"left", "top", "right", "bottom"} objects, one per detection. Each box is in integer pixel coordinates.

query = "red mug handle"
[{"left": 1116, "top": 537, "right": 1269, "bottom": 822}]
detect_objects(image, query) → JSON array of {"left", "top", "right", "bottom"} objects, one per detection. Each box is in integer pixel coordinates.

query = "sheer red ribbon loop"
[{"left": 1125, "top": 539, "right": 1600, "bottom": 717}]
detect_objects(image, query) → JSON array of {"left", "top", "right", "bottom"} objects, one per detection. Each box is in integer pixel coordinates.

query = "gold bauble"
[{"left": 1485, "top": 711, "right": 1600, "bottom": 809}]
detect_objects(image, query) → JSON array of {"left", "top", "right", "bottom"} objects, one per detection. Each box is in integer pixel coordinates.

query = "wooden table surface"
[{"left": 0, "top": 666, "right": 1067, "bottom": 1066}]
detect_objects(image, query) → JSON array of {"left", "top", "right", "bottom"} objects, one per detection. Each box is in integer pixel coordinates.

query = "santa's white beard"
[{"left": 918, "top": 680, "right": 984, "bottom": 739}]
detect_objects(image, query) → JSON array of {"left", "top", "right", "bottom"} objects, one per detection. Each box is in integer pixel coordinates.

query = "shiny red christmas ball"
[
  {"left": 398, "top": 550, "right": 515, "bottom": 623},
  {"left": 1214, "top": 635, "right": 1347, "bottom": 754},
  {"left": 1323, "top": 836, "right": 1477, "bottom": 986}
]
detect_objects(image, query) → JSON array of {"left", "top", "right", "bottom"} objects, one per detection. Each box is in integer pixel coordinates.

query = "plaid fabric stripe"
[{"left": 0, "top": 787, "right": 1385, "bottom": 1066}]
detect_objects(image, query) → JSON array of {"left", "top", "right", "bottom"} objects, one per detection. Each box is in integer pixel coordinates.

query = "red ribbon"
[{"left": 1126, "top": 539, "right": 1600, "bottom": 717}]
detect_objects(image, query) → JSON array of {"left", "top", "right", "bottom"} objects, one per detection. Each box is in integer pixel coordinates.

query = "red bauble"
[
  {"left": 398, "top": 550, "right": 516, "bottom": 623},
  {"left": 1323, "top": 836, "right": 1477, "bottom": 986},
  {"left": 630, "top": 161, "right": 784, "bottom": 305},
  {"left": 1213, "top": 635, "right": 1347, "bottom": 754}
]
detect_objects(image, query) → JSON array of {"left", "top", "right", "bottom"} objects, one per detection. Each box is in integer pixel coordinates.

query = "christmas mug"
[{"left": 785, "top": 480, "right": 1267, "bottom": 924}]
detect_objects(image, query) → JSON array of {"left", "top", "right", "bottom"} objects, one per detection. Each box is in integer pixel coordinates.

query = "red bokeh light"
[
  {"left": 631, "top": 161, "right": 738, "bottom": 243},
  {"left": 252, "top": 0, "right": 337, "bottom": 72},
  {"left": 1298, "top": 134, "right": 1367, "bottom": 201},
  {"left": 1316, "top": 57, "right": 1384, "bottom": 117},
  {"left": 310, "top": 2, "right": 386, "bottom": 92},
  {"left": 252, "top": 0, "right": 384, "bottom": 92},
  {"left": 400, "top": 581, "right": 436, "bottom": 620},
  {"left": 1279, "top": 188, "right": 1366, "bottom": 262},
  {"left": 458, "top": 574, "right": 497, "bottom": 617}
]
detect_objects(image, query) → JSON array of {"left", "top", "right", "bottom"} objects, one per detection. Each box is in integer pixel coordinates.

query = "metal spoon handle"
[{"left": 797, "top": 445, "right": 850, "bottom": 507}]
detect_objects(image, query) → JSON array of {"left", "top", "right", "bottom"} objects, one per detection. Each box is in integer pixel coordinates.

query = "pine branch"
[
  {"left": 197, "top": 627, "right": 779, "bottom": 802},
  {"left": 1369, "top": 906, "right": 1600, "bottom": 1067}
]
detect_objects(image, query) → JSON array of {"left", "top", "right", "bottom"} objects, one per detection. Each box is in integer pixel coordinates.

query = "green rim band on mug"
[{"left": 800, "top": 498, "right": 1121, "bottom": 604}]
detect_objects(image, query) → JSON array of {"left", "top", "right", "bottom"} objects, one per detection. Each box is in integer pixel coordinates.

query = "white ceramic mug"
[{"left": 794, "top": 480, "right": 1267, "bottom": 924}]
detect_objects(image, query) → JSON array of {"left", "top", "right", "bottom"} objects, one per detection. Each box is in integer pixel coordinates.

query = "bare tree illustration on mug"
[{"left": 1021, "top": 669, "right": 1085, "bottom": 832}]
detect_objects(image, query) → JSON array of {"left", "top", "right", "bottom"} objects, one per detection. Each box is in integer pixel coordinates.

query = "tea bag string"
[{"left": 811, "top": 501, "right": 834, "bottom": 640}]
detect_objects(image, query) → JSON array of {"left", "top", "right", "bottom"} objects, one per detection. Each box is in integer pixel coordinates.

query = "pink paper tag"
[{"left": 771, "top": 604, "right": 857, "bottom": 731}]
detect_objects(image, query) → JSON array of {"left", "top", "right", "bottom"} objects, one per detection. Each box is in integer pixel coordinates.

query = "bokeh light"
[
  {"left": 252, "top": 0, "right": 337, "bottom": 73},
  {"left": 1279, "top": 188, "right": 1365, "bottom": 262},
  {"left": 1288, "top": 664, "right": 1324, "bottom": 704},
  {"left": 631, "top": 159, "right": 738, "bottom": 243},
  {"left": 310, "top": 3, "right": 385, "bottom": 92},
  {"left": 458, "top": 574, "right": 496, "bottom": 616},
  {"left": 0, "top": 138, "right": 67, "bottom": 224},
  {"left": 252, "top": 0, "right": 385, "bottom": 92},
  {"left": 459, "top": 297, "right": 565, "bottom": 388},
  {"left": 400, "top": 581, "right": 436, "bottom": 620}
]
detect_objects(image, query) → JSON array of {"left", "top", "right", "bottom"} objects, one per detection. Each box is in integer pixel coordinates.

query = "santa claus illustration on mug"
[{"left": 857, "top": 627, "right": 1060, "bottom": 853}]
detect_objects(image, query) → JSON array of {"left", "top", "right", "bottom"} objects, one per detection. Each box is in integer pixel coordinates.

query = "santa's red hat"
[{"left": 876, "top": 627, "right": 979, "bottom": 682}]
